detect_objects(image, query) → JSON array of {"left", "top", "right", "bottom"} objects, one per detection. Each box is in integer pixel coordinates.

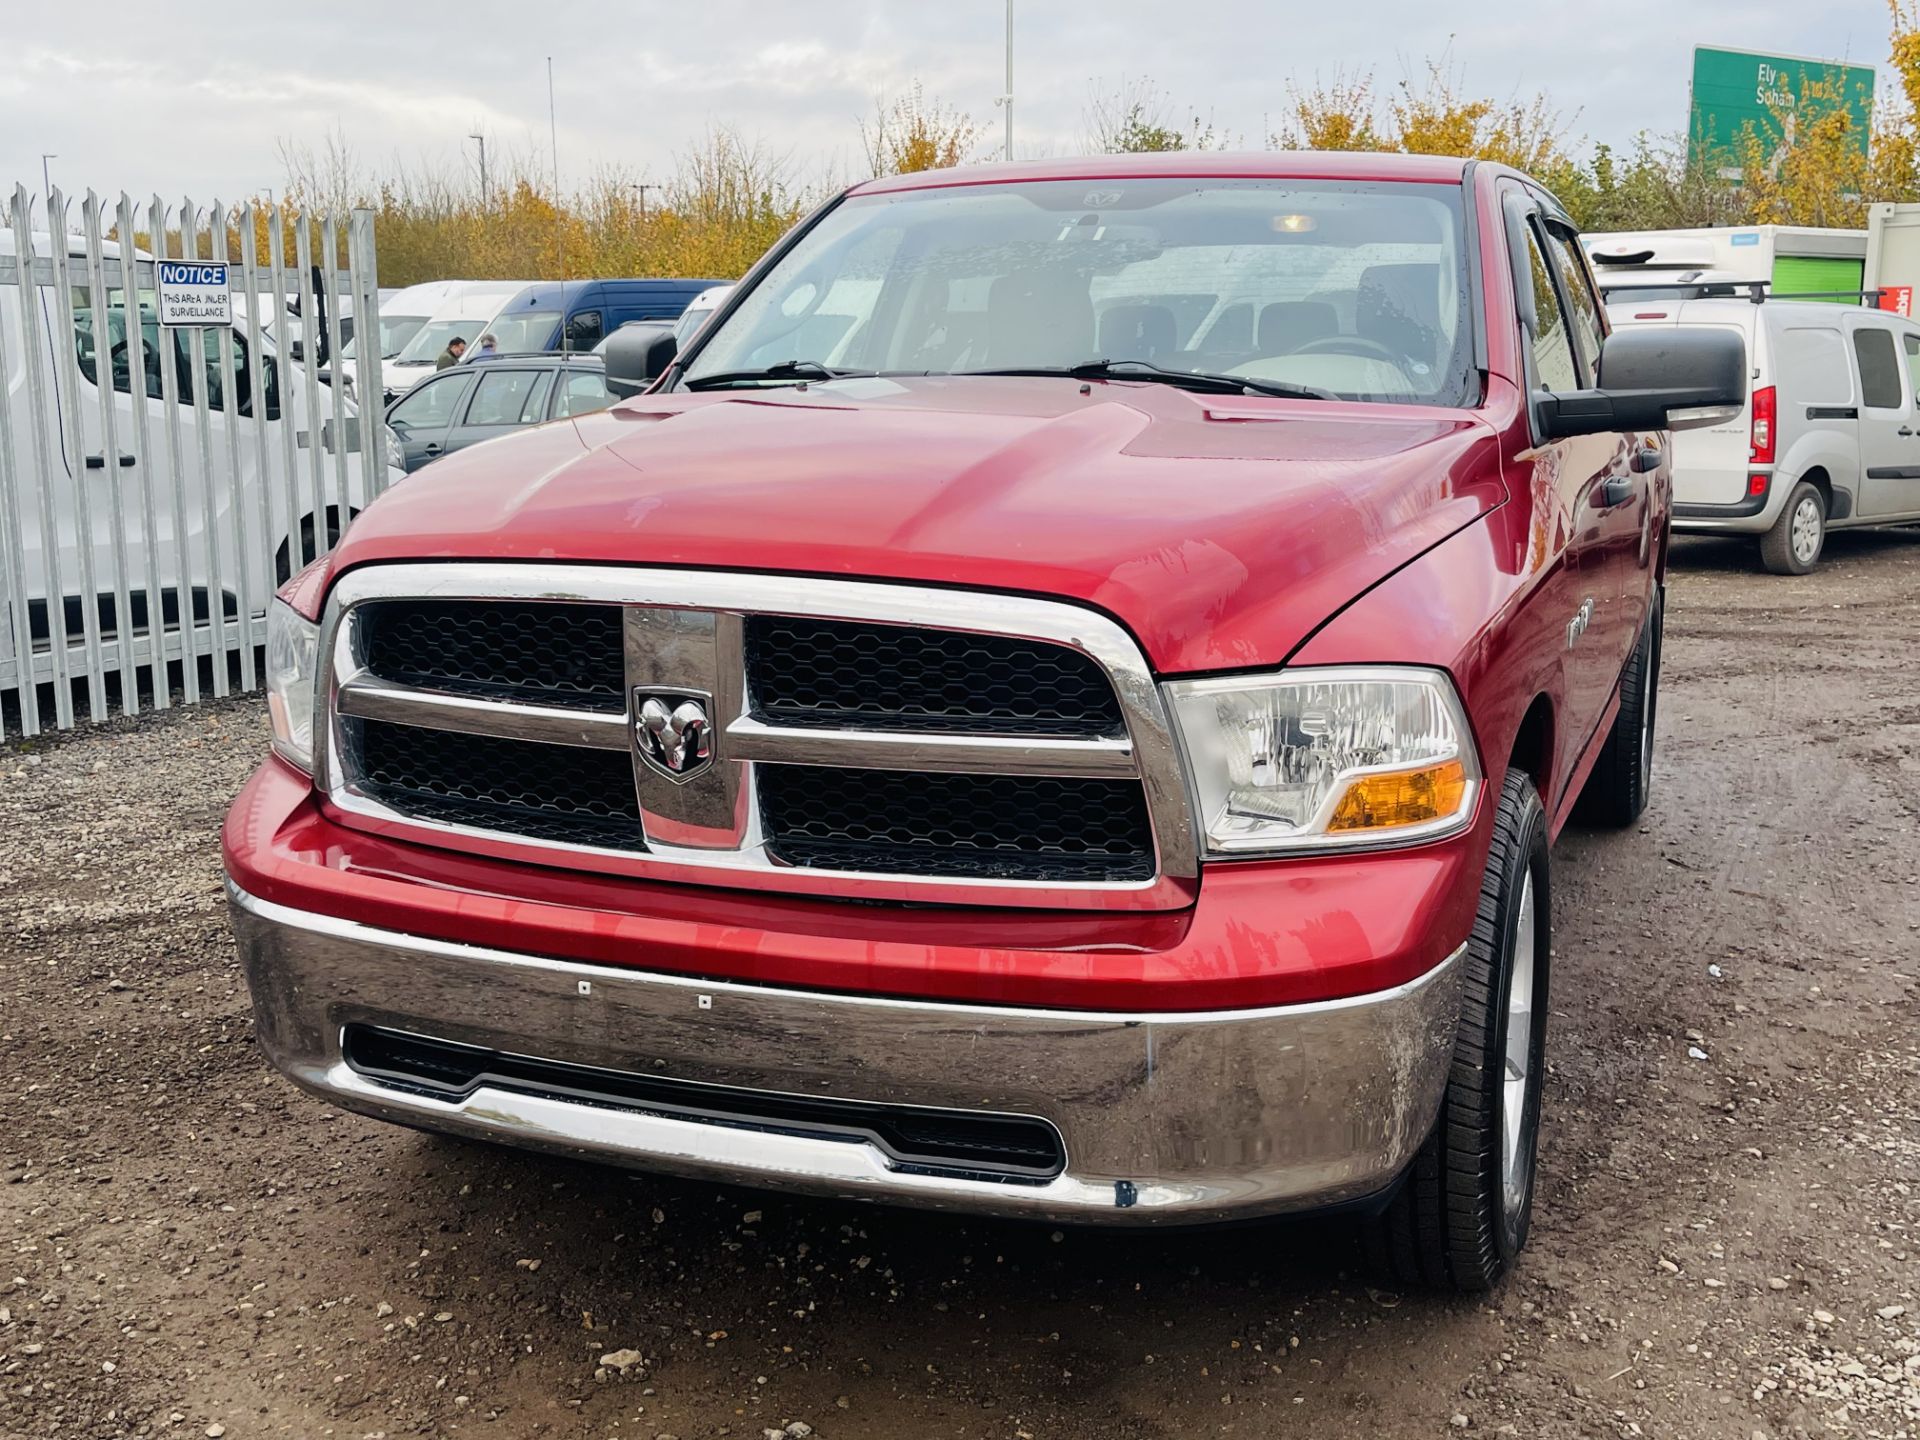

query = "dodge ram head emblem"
[{"left": 634, "top": 690, "right": 714, "bottom": 781}]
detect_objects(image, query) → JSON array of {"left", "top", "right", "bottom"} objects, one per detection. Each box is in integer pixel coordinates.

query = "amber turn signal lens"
[{"left": 1326, "top": 759, "right": 1468, "bottom": 833}]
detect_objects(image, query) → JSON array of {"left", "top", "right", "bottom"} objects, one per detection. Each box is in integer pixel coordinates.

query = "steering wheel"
[{"left": 1289, "top": 334, "right": 1406, "bottom": 365}]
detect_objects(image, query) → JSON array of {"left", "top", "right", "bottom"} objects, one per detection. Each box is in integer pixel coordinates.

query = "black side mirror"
[
  {"left": 602, "top": 323, "right": 678, "bottom": 398},
  {"left": 1538, "top": 326, "right": 1747, "bottom": 439}
]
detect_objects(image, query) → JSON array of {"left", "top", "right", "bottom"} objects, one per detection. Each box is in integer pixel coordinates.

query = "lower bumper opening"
[{"left": 341, "top": 1024, "right": 1067, "bottom": 1183}]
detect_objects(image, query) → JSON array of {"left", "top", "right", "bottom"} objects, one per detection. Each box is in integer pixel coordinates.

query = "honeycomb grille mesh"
[
  {"left": 759, "top": 765, "right": 1154, "bottom": 882},
  {"left": 746, "top": 616, "right": 1123, "bottom": 736},
  {"left": 358, "top": 599, "right": 625, "bottom": 711},
  {"left": 344, "top": 718, "right": 645, "bottom": 850}
]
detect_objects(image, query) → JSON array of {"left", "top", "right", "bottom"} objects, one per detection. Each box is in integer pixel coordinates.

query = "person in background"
[
  {"left": 469, "top": 333, "right": 501, "bottom": 362},
  {"left": 435, "top": 335, "right": 467, "bottom": 370}
]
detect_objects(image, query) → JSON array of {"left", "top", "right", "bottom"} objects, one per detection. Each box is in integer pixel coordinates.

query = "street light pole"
[
  {"left": 469, "top": 133, "right": 489, "bottom": 207},
  {"left": 1003, "top": 0, "right": 1014, "bottom": 161}
]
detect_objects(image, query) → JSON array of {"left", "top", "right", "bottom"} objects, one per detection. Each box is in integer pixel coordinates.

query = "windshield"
[
  {"left": 395, "top": 318, "right": 486, "bottom": 365},
  {"left": 683, "top": 178, "right": 1474, "bottom": 405},
  {"left": 348, "top": 315, "right": 428, "bottom": 360},
  {"left": 480, "top": 309, "right": 562, "bottom": 354}
]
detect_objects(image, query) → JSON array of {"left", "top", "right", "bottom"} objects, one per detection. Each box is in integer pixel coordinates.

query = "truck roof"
[{"left": 850, "top": 150, "right": 1476, "bottom": 196}]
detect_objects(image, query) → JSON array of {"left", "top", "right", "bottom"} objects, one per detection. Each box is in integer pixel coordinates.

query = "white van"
[
  {"left": 1610, "top": 295, "right": 1920, "bottom": 573},
  {"left": 381, "top": 283, "right": 528, "bottom": 399},
  {"left": 320, "top": 280, "right": 464, "bottom": 399},
  {"left": 1, "top": 230, "right": 402, "bottom": 663}
]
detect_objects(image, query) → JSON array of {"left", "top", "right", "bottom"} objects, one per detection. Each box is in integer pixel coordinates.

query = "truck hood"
[{"left": 334, "top": 377, "right": 1502, "bottom": 673}]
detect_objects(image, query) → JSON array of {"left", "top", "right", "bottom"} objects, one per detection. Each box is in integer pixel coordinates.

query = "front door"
[
  {"left": 1508, "top": 197, "right": 1636, "bottom": 783},
  {"left": 385, "top": 369, "right": 474, "bottom": 472}
]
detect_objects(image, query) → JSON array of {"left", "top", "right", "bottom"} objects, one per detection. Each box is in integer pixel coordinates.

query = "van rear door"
[{"left": 1665, "top": 302, "right": 1755, "bottom": 506}]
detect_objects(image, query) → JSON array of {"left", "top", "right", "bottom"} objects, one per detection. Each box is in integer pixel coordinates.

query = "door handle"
[
  {"left": 423, "top": 443, "right": 443, "bottom": 456},
  {"left": 1601, "top": 474, "right": 1635, "bottom": 508},
  {"left": 84, "top": 453, "right": 136, "bottom": 469},
  {"left": 1900, "top": 426, "right": 1915, "bottom": 437}
]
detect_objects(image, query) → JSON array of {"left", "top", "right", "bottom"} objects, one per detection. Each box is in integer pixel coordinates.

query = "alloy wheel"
[{"left": 1501, "top": 870, "right": 1538, "bottom": 1219}]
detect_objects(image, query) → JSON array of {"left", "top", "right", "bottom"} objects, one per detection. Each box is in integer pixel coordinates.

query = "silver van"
[{"left": 1609, "top": 295, "right": 1920, "bottom": 573}]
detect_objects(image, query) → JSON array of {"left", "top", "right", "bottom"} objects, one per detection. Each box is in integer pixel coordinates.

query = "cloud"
[{"left": 1, "top": 0, "right": 1898, "bottom": 204}]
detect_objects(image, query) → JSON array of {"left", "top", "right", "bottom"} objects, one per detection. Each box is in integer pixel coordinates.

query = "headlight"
[
  {"left": 265, "top": 600, "right": 321, "bottom": 773},
  {"left": 1165, "top": 666, "right": 1479, "bottom": 856}
]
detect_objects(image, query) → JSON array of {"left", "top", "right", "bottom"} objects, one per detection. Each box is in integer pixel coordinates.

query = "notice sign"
[{"left": 155, "top": 261, "right": 233, "bottom": 327}]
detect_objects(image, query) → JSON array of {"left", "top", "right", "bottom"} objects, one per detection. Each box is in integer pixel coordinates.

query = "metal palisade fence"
[{"left": 0, "top": 187, "right": 384, "bottom": 737}]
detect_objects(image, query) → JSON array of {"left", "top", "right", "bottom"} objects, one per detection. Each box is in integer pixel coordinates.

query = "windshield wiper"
[
  {"left": 954, "top": 359, "right": 1336, "bottom": 401},
  {"left": 684, "top": 359, "right": 879, "bottom": 390}
]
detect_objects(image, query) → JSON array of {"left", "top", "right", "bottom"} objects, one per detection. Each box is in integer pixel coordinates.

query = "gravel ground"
[{"left": 3, "top": 529, "right": 1918, "bottom": 1440}]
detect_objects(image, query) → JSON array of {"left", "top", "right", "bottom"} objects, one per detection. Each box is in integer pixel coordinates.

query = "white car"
[{"left": 672, "top": 284, "right": 733, "bottom": 350}]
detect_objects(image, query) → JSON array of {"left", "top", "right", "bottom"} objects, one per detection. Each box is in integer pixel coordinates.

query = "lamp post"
[{"left": 469, "top": 133, "right": 489, "bottom": 207}]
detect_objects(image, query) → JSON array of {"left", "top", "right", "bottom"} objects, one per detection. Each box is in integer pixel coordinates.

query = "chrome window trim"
[{"left": 316, "top": 562, "right": 1197, "bottom": 910}]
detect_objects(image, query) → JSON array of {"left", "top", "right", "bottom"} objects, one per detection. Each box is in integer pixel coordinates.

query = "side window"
[
  {"left": 1854, "top": 327, "right": 1903, "bottom": 409},
  {"left": 564, "top": 310, "right": 604, "bottom": 349},
  {"left": 1901, "top": 333, "right": 1920, "bottom": 405},
  {"left": 1543, "top": 227, "right": 1605, "bottom": 385},
  {"left": 1518, "top": 220, "right": 1580, "bottom": 394},
  {"left": 467, "top": 368, "right": 548, "bottom": 426},
  {"left": 388, "top": 373, "right": 471, "bottom": 430},
  {"left": 552, "top": 370, "right": 614, "bottom": 418}
]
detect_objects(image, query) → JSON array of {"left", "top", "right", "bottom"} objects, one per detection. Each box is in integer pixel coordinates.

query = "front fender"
[{"left": 1289, "top": 505, "right": 1563, "bottom": 816}]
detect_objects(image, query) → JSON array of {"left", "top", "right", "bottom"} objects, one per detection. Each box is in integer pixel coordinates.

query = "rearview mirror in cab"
[{"left": 1537, "top": 327, "right": 1747, "bottom": 440}]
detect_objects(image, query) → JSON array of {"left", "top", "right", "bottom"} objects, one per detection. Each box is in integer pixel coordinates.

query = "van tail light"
[{"left": 1749, "top": 385, "right": 1776, "bottom": 464}]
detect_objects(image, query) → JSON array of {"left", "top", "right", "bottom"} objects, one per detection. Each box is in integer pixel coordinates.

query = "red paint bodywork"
[{"left": 238, "top": 152, "right": 1668, "bottom": 1010}]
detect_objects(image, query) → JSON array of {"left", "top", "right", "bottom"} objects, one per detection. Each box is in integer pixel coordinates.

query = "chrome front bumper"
[{"left": 228, "top": 883, "right": 1464, "bottom": 1224}]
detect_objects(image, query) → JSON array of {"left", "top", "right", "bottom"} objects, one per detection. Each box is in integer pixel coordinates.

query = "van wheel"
[
  {"left": 1360, "top": 769, "right": 1551, "bottom": 1293},
  {"left": 1572, "top": 589, "right": 1661, "bottom": 828},
  {"left": 1760, "top": 481, "right": 1826, "bottom": 575},
  {"left": 272, "top": 509, "right": 349, "bottom": 586}
]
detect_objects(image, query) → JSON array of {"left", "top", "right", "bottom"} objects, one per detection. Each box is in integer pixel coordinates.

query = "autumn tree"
[
  {"left": 861, "top": 82, "right": 978, "bottom": 176},
  {"left": 1085, "top": 78, "right": 1227, "bottom": 153}
]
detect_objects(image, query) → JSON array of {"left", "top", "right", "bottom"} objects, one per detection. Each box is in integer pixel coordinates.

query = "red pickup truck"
[{"left": 224, "top": 153, "right": 1742, "bottom": 1291}]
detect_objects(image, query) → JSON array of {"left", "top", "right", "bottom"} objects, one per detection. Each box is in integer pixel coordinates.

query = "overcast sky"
[{"left": 1, "top": 0, "right": 1899, "bottom": 205}]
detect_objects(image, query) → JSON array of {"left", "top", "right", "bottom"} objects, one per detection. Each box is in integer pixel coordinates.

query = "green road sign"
[{"left": 1688, "top": 45, "right": 1876, "bottom": 174}]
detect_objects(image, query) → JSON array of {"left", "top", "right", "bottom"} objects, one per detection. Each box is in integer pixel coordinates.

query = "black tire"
[
  {"left": 1760, "top": 480, "right": 1826, "bottom": 575},
  {"left": 1360, "top": 769, "right": 1551, "bottom": 1293},
  {"left": 273, "top": 508, "right": 348, "bottom": 586},
  {"left": 1573, "top": 588, "right": 1662, "bottom": 828}
]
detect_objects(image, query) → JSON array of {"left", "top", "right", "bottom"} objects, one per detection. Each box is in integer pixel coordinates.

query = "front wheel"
[
  {"left": 1360, "top": 769, "right": 1551, "bottom": 1292},
  {"left": 1760, "top": 480, "right": 1826, "bottom": 575}
]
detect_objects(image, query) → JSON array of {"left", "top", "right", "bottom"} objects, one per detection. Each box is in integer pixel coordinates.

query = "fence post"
[
  {"left": 151, "top": 194, "right": 199, "bottom": 706},
  {"left": 0, "top": 227, "right": 39, "bottom": 735},
  {"left": 119, "top": 192, "right": 168, "bottom": 712},
  {"left": 349, "top": 208, "right": 383, "bottom": 502},
  {"left": 11, "top": 188, "right": 74, "bottom": 727}
]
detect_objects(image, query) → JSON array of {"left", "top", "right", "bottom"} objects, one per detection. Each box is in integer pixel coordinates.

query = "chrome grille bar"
[{"left": 335, "top": 674, "right": 631, "bottom": 750}]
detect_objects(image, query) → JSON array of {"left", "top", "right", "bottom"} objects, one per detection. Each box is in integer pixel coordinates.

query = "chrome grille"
[{"left": 320, "top": 565, "right": 1197, "bottom": 909}]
